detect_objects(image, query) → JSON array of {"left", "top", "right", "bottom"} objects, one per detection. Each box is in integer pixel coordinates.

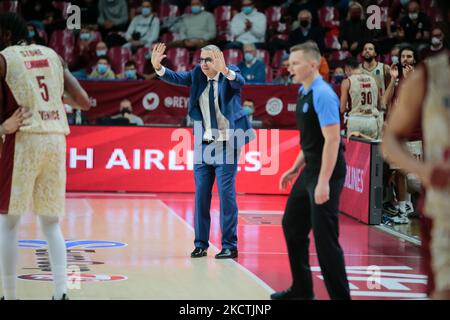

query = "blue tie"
[{"left": 208, "top": 79, "right": 218, "bottom": 139}]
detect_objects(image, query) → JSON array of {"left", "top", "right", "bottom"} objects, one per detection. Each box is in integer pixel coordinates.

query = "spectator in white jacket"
[
  {"left": 124, "top": 1, "right": 160, "bottom": 53},
  {"left": 229, "top": 0, "right": 267, "bottom": 49}
]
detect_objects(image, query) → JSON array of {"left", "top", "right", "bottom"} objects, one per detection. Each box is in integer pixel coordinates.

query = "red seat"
[
  {"left": 107, "top": 47, "right": 132, "bottom": 75},
  {"left": 324, "top": 33, "right": 341, "bottom": 51},
  {"left": 223, "top": 49, "right": 243, "bottom": 65},
  {"left": 214, "top": 6, "right": 232, "bottom": 42},
  {"left": 52, "top": 1, "right": 71, "bottom": 19},
  {"left": 380, "top": 6, "right": 389, "bottom": 29},
  {"left": 38, "top": 29, "right": 48, "bottom": 45},
  {"left": 158, "top": 4, "right": 180, "bottom": 20},
  {"left": 191, "top": 48, "right": 202, "bottom": 65},
  {"left": 328, "top": 50, "right": 352, "bottom": 63},
  {"left": 134, "top": 47, "right": 150, "bottom": 74},
  {"left": 265, "top": 6, "right": 283, "bottom": 30},
  {"left": 265, "top": 65, "right": 273, "bottom": 83},
  {"left": 166, "top": 48, "right": 190, "bottom": 69},
  {"left": 159, "top": 31, "right": 177, "bottom": 43},
  {"left": 271, "top": 49, "right": 287, "bottom": 69},
  {"left": 0, "top": 1, "right": 20, "bottom": 13},
  {"left": 49, "top": 30, "right": 76, "bottom": 67},
  {"left": 382, "top": 53, "right": 392, "bottom": 65},
  {"left": 256, "top": 49, "right": 270, "bottom": 66},
  {"left": 318, "top": 6, "right": 340, "bottom": 29}
]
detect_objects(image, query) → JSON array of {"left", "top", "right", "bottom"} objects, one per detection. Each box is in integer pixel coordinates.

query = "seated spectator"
[
  {"left": 398, "top": 0, "right": 431, "bottom": 49},
  {"left": 288, "top": 9, "right": 325, "bottom": 53},
  {"left": 110, "top": 99, "right": 144, "bottom": 126},
  {"left": 331, "top": 66, "right": 345, "bottom": 86},
  {"left": 243, "top": 99, "right": 255, "bottom": 121},
  {"left": 419, "top": 27, "right": 445, "bottom": 60},
  {"left": 229, "top": 0, "right": 267, "bottom": 49},
  {"left": 26, "top": 23, "right": 45, "bottom": 45},
  {"left": 95, "top": 41, "right": 109, "bottom": 58},
  {"left": 285, "top": 0, "right": 322, "bottom": 27},
  {"left": 387, "top": 0, "right": 409, "bottom": 39},
  {"left": 237, "top": 43, "right": 266, "bottom": 83},
  {"left": 169, "top": 0, "right": 216, "bottom": 49},
  {"left": 98, "top": 0, "right": 129, "bottom": 46},
  {"left": 273, "top": 53, "right": 292, "bottom": 84},
  {"left": 88, "top": 56, "right": 116, "bottom": 80},
  {"left": 72, "top": 26, "right": 100, "bottom": 78},
  {"left": 118, "top": 60, "right": 146, "bottom": 80},
  {"left": 124, "top": 1, "right": 160, "bottom": 53},
  {"left": 339, "top": 1, "right": 374, "bottom": 56}
]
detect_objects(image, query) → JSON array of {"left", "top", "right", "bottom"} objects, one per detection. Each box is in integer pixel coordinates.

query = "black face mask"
[
  {"left": 121, "top": 108, "right": 131, "bottom": 115},
  {"left": 300, "top": 20, "right": 310, "bottom": 28}
]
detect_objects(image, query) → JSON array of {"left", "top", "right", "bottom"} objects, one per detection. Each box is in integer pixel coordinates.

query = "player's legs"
[
  {"left": 0, "top": 214, "right": 21, "bottom": 300},
  {"left": 38, "top": 215, "right": 67, "bottom": 300}
]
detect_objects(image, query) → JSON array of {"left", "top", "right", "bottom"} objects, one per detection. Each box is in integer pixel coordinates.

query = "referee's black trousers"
[{"left": 282, "top": 168, "right": 351, "bottom": 300}]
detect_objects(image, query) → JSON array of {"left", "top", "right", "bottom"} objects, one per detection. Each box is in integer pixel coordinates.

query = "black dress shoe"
[
  {"left": 215, "top": 248, "right": 238, "bottom": 259},
  {"left": 190, "top": 247, "right": 207, "bottom": 258},
  {"left": 270, "top": 287, "right": 315, "bottom": 300}
]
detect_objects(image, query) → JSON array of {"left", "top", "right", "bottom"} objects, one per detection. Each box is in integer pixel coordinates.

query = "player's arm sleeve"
[{"left": 313, "top": 88, "right": 341, "bottom": 127}]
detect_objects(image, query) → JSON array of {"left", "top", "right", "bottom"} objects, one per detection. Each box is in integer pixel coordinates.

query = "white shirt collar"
[{"left": 207, "top": 72, "right": 220, "bottom": 82}]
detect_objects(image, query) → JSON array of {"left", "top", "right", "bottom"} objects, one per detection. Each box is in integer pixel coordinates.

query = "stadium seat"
[
  {"left": 327, "top": 50, "right": 352, "bottom": 64},
  {"left": 256, "top": 49, "right": 270, "bottom": 66},
  {"left": 135, "top": 47, "right": 150, "bottom": 74},
  {"left": 49, "top": 30, "right": 76, "bottom": 67},
  {"left": 159, "top": 31, "right": 177, "bottom": 43},
  {"left": 166, "top": 47, "right": 190, "bottom": 69},
  {"left": 0, "top": 0, "right": 20, "bottom": 13},
  {"left": 265, "top": 6, "right": 283, "bottom": 30},
  {"left": 222, "top": 49, "right": 243, "bottom": 65},
  {"left": 318, "top": 6, "right": 340, "bottom": 29},
  {"left": 158, "top": 4, "right": 180, "bottom": 20},
  {"left": 271, "top": 49, "right": 287, "bottom": 69},
  {"left": 191, "top": 48, "right": 202, "bottom": 66},
  {"left": 214, "top": 5, "right": 233, "bottom": 42},
  {"left": 52, "top": 1, "right": 71, "bottom": 19},
  {"left": 108, "top": 46, "right": 132, "bottom": 75},
  {"left": 265, "top": 65, "right": 273, "bottom": 83},
  {"left": 324, "top": 33, "right": 341, "bottom": 51}
]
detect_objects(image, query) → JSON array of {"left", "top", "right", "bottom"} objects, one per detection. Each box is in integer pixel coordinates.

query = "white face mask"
[
  {"left": 431, "top": 37, "right": 442, "bottom": 46},
  {"left": 409, "top": 12, "right": 419, "bottom": 20},
  {"left": 391, "top": 56, "right": 399, "bottom": 65}
]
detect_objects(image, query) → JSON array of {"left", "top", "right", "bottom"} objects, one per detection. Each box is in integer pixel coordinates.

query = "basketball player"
[
  {"left": 381, "top": 0, "right": 450, "bottom": 299},
  {"left": 340, "top": 57, "right": 381, "bottom": 140},
  {"left": 0, "top": 13, "right": 90, "bottom": 300}
]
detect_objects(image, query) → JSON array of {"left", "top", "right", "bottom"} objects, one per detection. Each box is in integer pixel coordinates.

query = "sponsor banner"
[
  {"left": 79, "top": 80, "right": 300, "bottom": 128},
  {"left": 66, "top": 126, "right": 374, "bottom": 223},
  {"left": 18, "top": 273, "right": 127, "bottom": 282},
  {"left": 340, "top": 139, "right": 372, "bottom": 223}
]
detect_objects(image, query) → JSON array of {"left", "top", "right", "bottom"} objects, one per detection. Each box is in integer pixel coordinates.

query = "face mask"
[
  {"left": 334, "top": 74, "right": 345, "bottom": 83},
  {"left": 121, "top": 108, "right": 132, "bottom": 115},
  {"left": 125, "top": 69, "right": 137, "bottom": 79},
  {"left": 96, "top": 50, "right": 107, "bottom": 57},
  {"left": 28, "top": 31, "right": 36, "bottom": 38},
  {"left": 431, "top": 37, "right": 442, "bottom": 46},
  {"left": 242, "top": 6, "right": 253, "bottom": 15},
  {"left": 97, "top": 64, "right": 108, "bottom": 74},
  {"left": 191, "top": 6, "right": 202, "bottom": 14},
  {"left": 244, "top": 52, "right": 254, "bottom": 62},
  {"left": 409, "top": 13, "right": 418, "bottom": 20},
  {"left": 391, "top": 56, "right": 399, "bottom": 65},
  {"left": 243, "top": 106, "right": 253, "bottom": 115},
  {"left": 400, "top": 0, "right": 410, "bottom": 6},
  {"left": 80, "top": 33, "right": 91, "bottom": 40},
  {"left": 142, "top": 8, "right": 151, "bottom": 17},
  {"left": 299, "top": 20, "right": 310, "bottom": 28}
]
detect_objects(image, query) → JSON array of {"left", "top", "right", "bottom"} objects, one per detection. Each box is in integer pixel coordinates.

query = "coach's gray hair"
[
  {"left": 201, "top": 44, "right": 221, "bottom": 51},
  {"left": 290, "top": 41, "right": 321, "bottom": 63}
]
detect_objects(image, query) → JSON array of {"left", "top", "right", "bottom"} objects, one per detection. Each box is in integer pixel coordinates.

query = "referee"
[{"left": 271, "top": 42, "right": 350, "bottom": 300}]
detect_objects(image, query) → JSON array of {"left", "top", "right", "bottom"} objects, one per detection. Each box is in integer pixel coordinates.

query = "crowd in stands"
[{"left": 1, "top": 0, "right": 444, "bottom": 85}]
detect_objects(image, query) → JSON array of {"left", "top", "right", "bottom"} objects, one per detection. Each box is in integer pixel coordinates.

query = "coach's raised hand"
[
  {"left": 211, "top": 50, "right": 228, "bottom": 75},
  {"left": 151, "top": 43, "right": 167, "bottom": 71}
]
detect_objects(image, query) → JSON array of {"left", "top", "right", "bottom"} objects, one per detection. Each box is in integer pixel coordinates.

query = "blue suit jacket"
[{"left": 158, "top": 64, "right": 255, "bottom": 146}]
